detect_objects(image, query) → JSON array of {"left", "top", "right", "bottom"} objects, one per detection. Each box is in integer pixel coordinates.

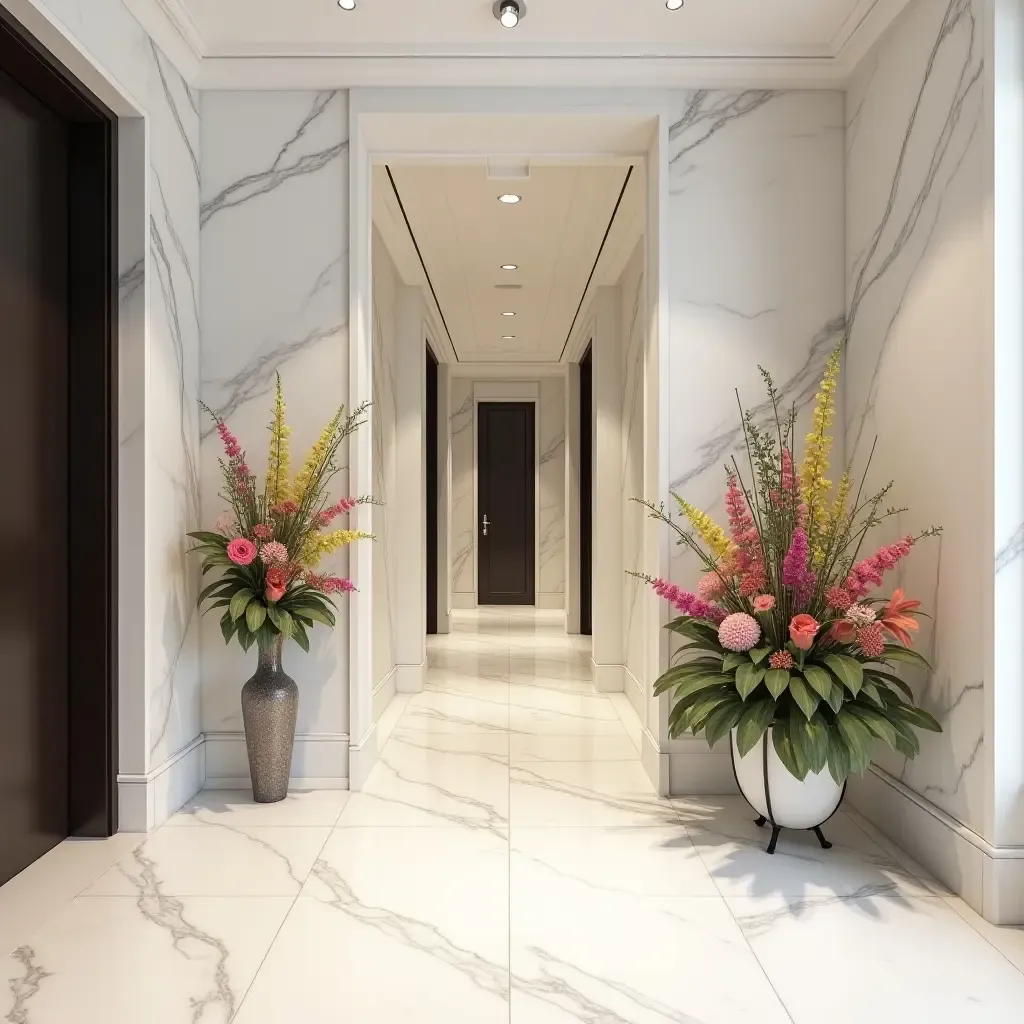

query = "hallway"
[{"left": 1, "top": 609, "right": 1022, "bottom": 1022}]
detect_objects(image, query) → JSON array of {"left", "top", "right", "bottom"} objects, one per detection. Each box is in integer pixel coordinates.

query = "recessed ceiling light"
[
  {"left": 501, "top": 311, "right": 516, "bottom": 317},
  {"left": 665, "top": 0, "right": 684, "bottom": 9},
  {"left": 337, "top": 0, "right": 356, "bottom": 9},
  {"left": 501, "top": 264, "right": 518, "bottom": 271},
  {"left": 502, "top": 335, "right": 516, "bottom": 340},
  {"left": 498, "top": 193, "right": 522, "bottom": 204},
  {"left": 494, "top": 0, "right": 526, "bottom": 28}
]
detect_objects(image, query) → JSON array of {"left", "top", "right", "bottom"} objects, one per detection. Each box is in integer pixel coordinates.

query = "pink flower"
[
  {"left": 217, "top": 421, "right": 242, "bottom": 459},
  {"left": 752, "top": 594, "right": 776, "bottom": 612},
  {"left": 718, "top": 612, "right": 761, "bottom": 652},
  {"left": 725, "top": 474, "right": 762, "bottom": 576},
  {"left": 213, "top": 511, "right": 234, "bottom": 536},
  {"left": 788, "top": 613, "right": 820, "bottom": 651},
  {"left": 698, "top": 572, "right": 726, "bottom": 601},
  {"left": 318, "top": 497, "right": 358, "bottom": 527},
  {"left": 324, "top": 576, "right": 356, "bottom": 595},
  {"left": 227, "top": 537, "right": 257, "bottom": 566},
  {"left": 264, "top": 566, "right": 288, "bottom": 603},
  {"left": 845, "top": 603, "right": 877, "bottom": 627},
  {"left": 253, "top": 523, "right": 273, "bottom": 540},
  {"left": 829, "top": 620, "right": 857, "bottom": 644},
  {"left": 856, "top": 621, "right": 886, "bottom": 658},
  {"left": 782, "top": 527, "right": 816, "bottom": 606},
  {"left": 738, "top": 564, "right": 766, "bottom": 597},
  {"left": 260, "top": 541, "right": 288, "bottom": 565},
  {"left": 826, "top": 585, "right": 853, "bottom": 611},
  {"left": 845, "top": 536, "right": 915, "bottom": 599},
  {"left": 780, "top": 447, "right": 796, "bottom": 497},
  {"left": 649, "top": 579, "right": 726, "bottom": 623},
  {"left": 769, "top": 649, "right": 794, "bottom": 670},
  {"left": 270, "top": 500, "right": 299, "bottom": 518}
]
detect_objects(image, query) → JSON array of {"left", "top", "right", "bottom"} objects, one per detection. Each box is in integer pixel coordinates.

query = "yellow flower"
[
  {"left": 815, "top": 469, "right": 851, "bottom": 568},
  {"left": 298, "top": 529, "right": 372, "bottom": 567},
  {"left": 800, "top": 347, "right": 840, "bottom": 552},
  {"left": 265, "top": 374, "right": 292, "bottom": 505},
  {"left": 292, "top": 408, "right": 343, "bottom": 503},
  {"left": 673, "top": 494, "right": 735, "bottom": 561}
]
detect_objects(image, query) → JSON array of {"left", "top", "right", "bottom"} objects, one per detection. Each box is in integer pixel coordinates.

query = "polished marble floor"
[{"left": 3, "top": 608, "right": 1024, "bottom": 1022}]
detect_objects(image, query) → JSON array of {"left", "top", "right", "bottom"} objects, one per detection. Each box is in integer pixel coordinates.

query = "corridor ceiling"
[
  {"left": 165, "top": 0, "right": 909, "bottom": 62},
  {"left": 374, "top": 162, "right": 643, "bottom": 363}
]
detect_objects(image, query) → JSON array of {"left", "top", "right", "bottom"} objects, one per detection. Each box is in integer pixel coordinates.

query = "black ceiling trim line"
[
  {"left": 559, "top": 164, "right": 634, "bottom": 364},
  {"left": 385, "top": 165, "right": 460, "bottom": 363}
]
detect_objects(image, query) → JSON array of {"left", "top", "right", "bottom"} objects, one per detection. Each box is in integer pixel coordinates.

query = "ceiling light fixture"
[
  {"left": 502, "top": 335, "right": 516, "bottom": 340},
  {"left": 665, "top": 0, "right": 684, "bottom": 9},
  {"left": 337, "top": 0, "right": 356, "bottom": 9},
  {"left": 493, "top": 0, "right": 526, "bottom": 28},
  {"left": 501, "top": 264, "right": 518, "bottom": 271},
  {"left": 498, "top": 193, "right": 521, "bottom": 204},
  {"left": 501, "top": 311, "right": 516, "bottom": 317}
]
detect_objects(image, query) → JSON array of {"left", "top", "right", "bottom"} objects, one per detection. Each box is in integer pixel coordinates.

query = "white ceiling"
[
  {"left": 373, "top": 162, "right": 643, "bottom": 363},
  {"left": 166, "top": 0, "right": 902, "bottom": 60}
]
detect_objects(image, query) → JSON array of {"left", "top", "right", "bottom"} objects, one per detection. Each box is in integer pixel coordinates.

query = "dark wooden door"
[
  {"left": 478, "top": 402, "right": 535, "bottom": 605},
  {"left": 425, "top": 345, "right": 438, "bottom": 633},
  {"left": 579, "top": 345, "right": 593, "bottom": 635},
  {"left": 0, "top": 63, "right": 71, "bottom": 885}
]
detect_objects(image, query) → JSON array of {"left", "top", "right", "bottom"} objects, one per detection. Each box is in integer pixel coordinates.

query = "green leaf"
[
  {"left": 892, "top": 704, "right": 943, "bottom": 733},
  {"left": 703, "top": 700, "right": 745, "bottom": 749},
  {"left": 653, "top": 659, "right": 723, "bottom": 695},
  {"left": 846, "top": 704, "right": 900, "bottom": 750},
  {"left": 735, "top": 697, "right": 776, "bottom": 757},
  {"left": 722, "top": 652, "right": 748, "bottom": 673},
  {"left": 772, "top": 716, "right": 804, "bottom": 778},
  {"left": 874, "top": 645, "right": 932, "bottom": 671},
  {"left": 229, "top": 588, "right": 255, "bottom": 622},
  {"left": 802, "top": 664, "right": 834, "bottom": 701},
  {"left": 825, "top": 679, "right": 846, "bottom": 714},
  {"left": 287, "top": 602, "right": 335, "bottom": 628},
  {"left": 865, "top": 669, "right": 915, "bottom": 702},
  {"left": 237, "top": 620, "right": 255, "bottom": 653},
  {"left": 207, "top": 597, "right": 232, "bottom": 611},
  {"left": 666, "top": 618, "right": 720, "bottom": 645},
  {"left": 826, "top": 728, "right": 852, "bottom": 785},
  {"left": 823, "top": 654, "right": 864, "bottom": 695},
  {"left": 671, "top": 689, "right": 732, "bottom": 738},
  {"left": 836, "top": 710, "right": 876, "bottom": 773},
  {"left": 187, "top": 531, "right": 230, "bottom": 546},
  {"left": 291, "top": 618, "right": 310, "bottom": 653},
  {"left": 749, "top": 646, "right": 772, "bottom": 666},
  {"left": 735, "top": 663, "right": 766, "bottom": 700},
  {"left": 859, "top": 680, "right": 886, "bottom": 710},
  {"left": 764, "top": 668, "right": 790, "bottom": 699},
  {"left": 789, "top": 675, "right": 821, "bottom": 721},
  {"left": 797, "top": 713, "right": 830, "bottom": 774},
  {"left": 220, "top": 610, "right": 236, "bottom": 644},
  {"left": 245, "top": 601, "right": 267, "bottom": 633},
  {"left": 198, "top": 579, "right": 236, "bottom": 606},
  {"left": 674, "top": 674, "right": 734, "bottom": 702}
]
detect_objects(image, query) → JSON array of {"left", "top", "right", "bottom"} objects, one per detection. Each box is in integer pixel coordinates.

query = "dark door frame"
[
  {"left": 477, "top": 401, "right": 536, "bottom": 606},
  {"left": 425, "top": 343, "right": 439, "bottom": 634},
  {"left": 1, "top": 8, "right": 119, "bottom": 838},
  {"left": 579, "top": 345, "right": 593, "bottom": 635}
]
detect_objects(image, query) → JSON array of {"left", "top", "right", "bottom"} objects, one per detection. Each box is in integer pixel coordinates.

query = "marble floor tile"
[
  {"left": 508, "top": 682, "right": 619, "bottom": 719},
  {"left": 510, "top": 761, "right": 680, "bottom": 827},
  {"left": 509, "top": 733, "right": 641, "bottom": 763},
  {"left": 0, "top": 895, "right": 293, "bottom": 1023},
  {"left": 510, "top": 705, "right": 635, "bottom": 736},
  {"left": 399, "top": 689, "right": 511, "bottom": 735},
  {"left": 728, "top": 893, "right": 1024, "bottom": 1022},
  {"left": 165, "top": 788, "right": 349, "bottom": 828},
  {"left": 84, "top": 825, "right": 331, "bottom": 896},
  {"left": 607, "top": 692, "right": 645, "bottom": 752}
]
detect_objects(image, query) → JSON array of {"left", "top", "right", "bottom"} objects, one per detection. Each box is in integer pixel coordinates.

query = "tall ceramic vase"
[{"left": 241, "top": 634, "right": 298, "bottom": 803}]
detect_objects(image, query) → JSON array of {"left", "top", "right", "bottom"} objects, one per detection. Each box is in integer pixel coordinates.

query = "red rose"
[
  {"left": 788, "top": 613, "right": 820, "bottom": 651},
  {"left": 265, "top": 566, "right": 288, "bottom": 603}
]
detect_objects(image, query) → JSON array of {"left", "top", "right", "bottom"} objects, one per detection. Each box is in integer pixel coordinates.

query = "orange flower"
[
  {"left": 788, "top": 614, "right": 820, "bottom": 651},
  {"left": 880, "top": 588, "right": 921, "bottom": 647},
  {"left": 829, "top": 620, "right": 857, "bottom": 645}
]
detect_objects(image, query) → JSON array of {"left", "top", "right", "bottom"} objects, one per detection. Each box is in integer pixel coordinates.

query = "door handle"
[{"left": 482, "top": 514, "right": 490, "bottom": 537}]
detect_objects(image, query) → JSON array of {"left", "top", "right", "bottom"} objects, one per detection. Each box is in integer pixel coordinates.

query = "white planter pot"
[{"left": 730, "top": 728, "right": 844, "bottom": 832}]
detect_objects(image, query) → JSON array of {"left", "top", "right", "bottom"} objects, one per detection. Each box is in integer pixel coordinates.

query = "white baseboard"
[
  {"left": 537, "top": 592, "right": 565, "bottom": 610},
  {"left": 451, "top": 592, "right": 476, "bottom": 609},
  {"left": 591, "top": 660, "right": 624, "bottom": 693},
  {"left": 203, "top": 731, "right": 350, "bottom": 790},
  {"left": 849, "top": 765, "right": 1024, "bottom": 925},
  {"left": 348, "top": 723, "right": 378, "bottom": 790},
  {"left": 117, "top": 735, "right": 205, "bottom": 832},
  {"left": 373, "top": 667, "right": 397, "bottom": 722},
  {"left": 640, "top": 727, "right": 670, "bottom": 796},
  {"left": 396, "top": 660, "right": 426, "bottom": 694},
  {"left": 623, "top": 667, "right": 645, "bottom": 720}
]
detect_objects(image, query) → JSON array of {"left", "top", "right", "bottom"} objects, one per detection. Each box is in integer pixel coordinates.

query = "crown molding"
[
  {"left": 123, "top": 0, "right": 203, "bottom": 81},
  {"left": 830, "top": 0, "right": 913, "bottom": 72}
]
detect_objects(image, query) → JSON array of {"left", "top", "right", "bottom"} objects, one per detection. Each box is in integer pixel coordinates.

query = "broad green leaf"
[
  {"left": 875, "top": 644, "right": 932, "bottom": 671},
  {"left": 230, "top": 588, "right": 255, "bottom": 622},
  {"left": 888, "top": 715, "right": 921, "bottom": 755},
  {"left": 653, "top": 659, "right": 722, "bottom": 695},
  {"left": 666, "top": 618, "right": 720, "bottom": 645},
  {"left": 198, "top": 579, "right": 236, "bottom": 606},
  {"left": 790, "top": 675, "right": 821, "bottom": 721},
  {"left": 836, "top": 710, "right": 876, "bottom": 772},
  {"left": 246, "top": 601, "right": 267, "bottom": 633},
  {"left": 207, "top": 597, "right": 231, "bottom": 610},
  {"left": 291, "top": 619, "right": 310, "bottom": 653},
  {"left": 826, "top": 728, "right": 852, "bottom": 785},
  {"left": 749, "top": 646, "right": 772, "bottom": 666},
  {"left": 823, "top": 654, "right": 864, "bottom": 695},
  {"left": 865, "top": 669, "right": 915, "bottom": 702},
  {"left": 772, "top": 716, "right": 804, "bottom": 779},
  {"left": 892, "top": 704, "right": 943, "bottom": 733},
  {"left": 825, "top": 679, "right": 846, "bottom": 714},
  {"left": 703, "top": 700, "right": 745, "bottom": 749},
  {"left": 846, "top": 704, "right": 900, "bottom": 750},
  {"left": 764, "top": 668, "right": 790, "bottom": 699},
  {"left": 722, "top": 652, "right": 748, "bottom": 673},
  {"left": 673, "top": 674, "right": 734, "bottom": 702},
  {"left": 188, "top": 531, "right": 230, "bottom": 546},
  {"left": 267, "top": 604, "right": 294, "bottom": 638},
  {"left": 673, "top": 691, "right": 733, "bottom": 738},
  {"left": 735, "top": 697, "right": 776, "bottom": 757},
  {"left": 796, "top": 712, "right": 830, "bottom": 774},
  {"left": 802, "top": 664, "right": 834, "bottom": 701},
  {"left": 237, "top": 620, "right": 255, "bottom": 653},
  {"left": 220, "top": 610, "right": 236, "bottom": 644},
  {"left": 735, "top": 663, "right": 766, "bottom": 700},
  {"left": 859, "top": 680, "right": 886, "bottom": 710},
  {"left": 288, "top": 603, "right": 335, "bottom": 628}
]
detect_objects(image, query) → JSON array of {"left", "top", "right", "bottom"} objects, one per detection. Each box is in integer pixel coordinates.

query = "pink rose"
[
  {"left": 227, "top": 537, "right": 257, "bottom": 566},
  {"left": 788, "top": 613, "right": 820, "bottom": 651},
  {"left": 752, "top": 594, "right": 776, "bottom": 612},
  {"left": 265, "top": 583, "right": 286, "bottom": 603}
]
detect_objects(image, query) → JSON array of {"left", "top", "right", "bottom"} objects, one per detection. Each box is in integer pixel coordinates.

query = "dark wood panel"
[
  {"left": 580, "top": 345, "right": 593, "bottom": 635},
  {"left": 426, "top": 344, "right": 439, "bottom": 634}
]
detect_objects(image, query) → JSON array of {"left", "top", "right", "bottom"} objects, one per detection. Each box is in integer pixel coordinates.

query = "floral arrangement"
[
  {"left": 188, "top": 376, "right": 373, "bottom": 654},
  {"left": 635, "top": 349, "right": 941, "bottom": 785}
]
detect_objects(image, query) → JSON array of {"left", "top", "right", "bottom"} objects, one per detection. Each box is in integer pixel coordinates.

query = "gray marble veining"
[{"left": 5, "top": 946, "right": 50, "bottom": 1024}]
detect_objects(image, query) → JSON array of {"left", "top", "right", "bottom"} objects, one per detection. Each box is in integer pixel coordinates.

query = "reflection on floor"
[{"left": 3, "top": 608, "right": 1024, "bottom": 1021}]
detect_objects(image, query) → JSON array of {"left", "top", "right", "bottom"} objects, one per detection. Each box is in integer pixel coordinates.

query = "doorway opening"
[
  {"left": 579, "top": 343, "right": 593, "bottom": 635},
  {"left": 426, "top": 343, "right": 439, "bottom": 633},
  {"left": 0, "top": 7, "right": 118, "bottom": 885}
]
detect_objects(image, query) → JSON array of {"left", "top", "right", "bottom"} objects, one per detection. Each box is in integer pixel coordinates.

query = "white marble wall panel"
[
  {"left": 844, "top": 0, "right": 987, "bottom": 834},
  {"left": 32, "top": 0, "right": 203, "bottom": 784},
  {"left": 538, "top": 378, "right": 566, "bottom": 598},
  {"left": 371, "top": 229, "right": 398, "bottom": 691},
  {"left": 200, "top": 91, "right": 350, "bottom": 741},
  {"left": 450, "top": 379, "right": 475, "bottom": 597},
  {"left": 665, "top": 89, "right": 846, "bottom": 591}
]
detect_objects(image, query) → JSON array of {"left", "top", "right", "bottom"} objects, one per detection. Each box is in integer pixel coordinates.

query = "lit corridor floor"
[{"left": 3, "top": 609, "right": 1024, "bottom": 1021}]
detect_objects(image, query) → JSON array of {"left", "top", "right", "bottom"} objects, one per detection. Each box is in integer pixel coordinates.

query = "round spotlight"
[
  {"left": 665, "top": 0, "right": 684, "bottom": 9},
  {"left": 501, "top": 311, "right": 516, "bottom": 317},
  {"left": 337, "top": 0, "right": 356, "bottom": 9},
  {"left": 493, "top": 0, "right": 526, "bottom": 29},
  {"left": 498, "top": 193, "right": 522, "bottom": 204},
  {"left": 501, "top": 264, "right": 518, "bottom": 271}
]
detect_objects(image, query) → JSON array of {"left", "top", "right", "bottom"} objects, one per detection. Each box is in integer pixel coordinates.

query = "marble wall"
[
  {"left": 29, "top": 0, "right": 203, "bottom": 823},
  {"left": 844, "top": 0, "right": 988, "bottom": 835},
  {"left": 538, "top": 378, "right": 567, "bottom": 600},
  {"left": 199, "top": 92, "right": 351, "bottom": 774},
  {"left": 450, "top": 379, "right": 475, "bottom": 598}
]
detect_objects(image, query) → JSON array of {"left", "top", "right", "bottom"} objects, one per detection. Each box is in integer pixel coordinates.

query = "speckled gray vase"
[{"left": 241, "top": 635, "right": 298, "bottom": 803}]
